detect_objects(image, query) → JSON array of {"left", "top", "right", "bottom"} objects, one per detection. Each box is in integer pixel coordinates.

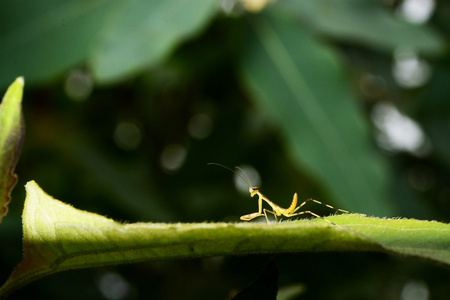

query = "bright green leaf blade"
[
  {"left": 280, "top": 0, "right": 445, "bottom": 54},
  {"left": 342, "top": 216, "right": 450, "bottom": 266},
  {"left": 0, "top": 77, "right": 24, "bottom": 221},
  {"left": 240, "top": 12, "right": 393, "bottom": 215},
  {"left": 90, "top": 0, "right": 219, "bottom": 83},
  {"left": 1, "top": 181, "right": 450, "bottom": 298},
  {"left": 0, "top": 0, "right": 113, "bottom": 87}
]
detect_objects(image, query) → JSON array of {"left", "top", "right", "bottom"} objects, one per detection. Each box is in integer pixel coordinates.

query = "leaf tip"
[
  {"left": 24, "top": 181, "right": 40, "bottom": 199},
  {"left": 16, "top": 76, "right": 25, "bottom": 86},
  {"left": 25, "top": 180, "right": 37, "bottom": 188}
]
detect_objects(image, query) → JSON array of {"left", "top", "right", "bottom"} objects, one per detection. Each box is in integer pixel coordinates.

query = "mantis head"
[{"left": 249, "top": 187, "right": 259, "bottom": 197}]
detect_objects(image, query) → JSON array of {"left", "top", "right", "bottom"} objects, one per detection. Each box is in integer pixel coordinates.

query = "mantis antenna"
[{"left": 207, "top": 163, "right": 254, "bottom": 189}]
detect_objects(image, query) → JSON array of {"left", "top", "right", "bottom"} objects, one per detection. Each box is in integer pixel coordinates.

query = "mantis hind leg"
[
  {"left": 286, "top": 210, "right": 342, "bottom": 227},
  {"left": 291, "top": 198, "right": 349, "bottom": 215}
]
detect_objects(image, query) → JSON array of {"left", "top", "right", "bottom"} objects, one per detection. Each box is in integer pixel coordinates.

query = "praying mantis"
[{"left": 208, "top": 163, "right": 349, "bottom": 225}]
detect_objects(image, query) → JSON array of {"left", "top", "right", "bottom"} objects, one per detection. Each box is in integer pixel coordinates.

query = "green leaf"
[
  {"left": 1, "top": 181, "right": 449, "bottom": 297},
  {"left": 240, "top": 12, "right": 393, "bottom": 216},
  {"left": 0, "top": 77, "right": 24, "bottom": 221},
  {"left": 90, "top": 0, "right": 219, "bottom": 83},
  {"left": 279, "top": 0, "right": 445, "bottom": 54},
  {"left": 0, "top": 0, "right": 113, "bottom": 87},
  {"left": 0, "top": 0, "right": 218, "bottom": 87}
]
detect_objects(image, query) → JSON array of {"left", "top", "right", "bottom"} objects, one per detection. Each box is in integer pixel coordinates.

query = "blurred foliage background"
[{"left": 1, "top": 0, "right": 450, "bottom": 299}]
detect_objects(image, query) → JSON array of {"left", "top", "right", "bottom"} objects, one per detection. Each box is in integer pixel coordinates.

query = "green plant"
[{"left": 1, "top": 1, "right": 450, "bottom": 299}]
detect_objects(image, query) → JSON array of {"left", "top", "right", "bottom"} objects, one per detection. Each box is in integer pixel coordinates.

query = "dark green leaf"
[
  {"left": 0, "top": 0, "right": 112, "bottom": 87},
  {"left": 280, "top": 0, "right": 445, "bottom": 54},
  {"left": 90, "top": 0, "right": 219, "bottom": 83},
  {"left": 0, "top": 0, "right": 219, "bottom": 87},
  {"left": 240, "top": 12, "right": 394, "bottom": 215}
]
